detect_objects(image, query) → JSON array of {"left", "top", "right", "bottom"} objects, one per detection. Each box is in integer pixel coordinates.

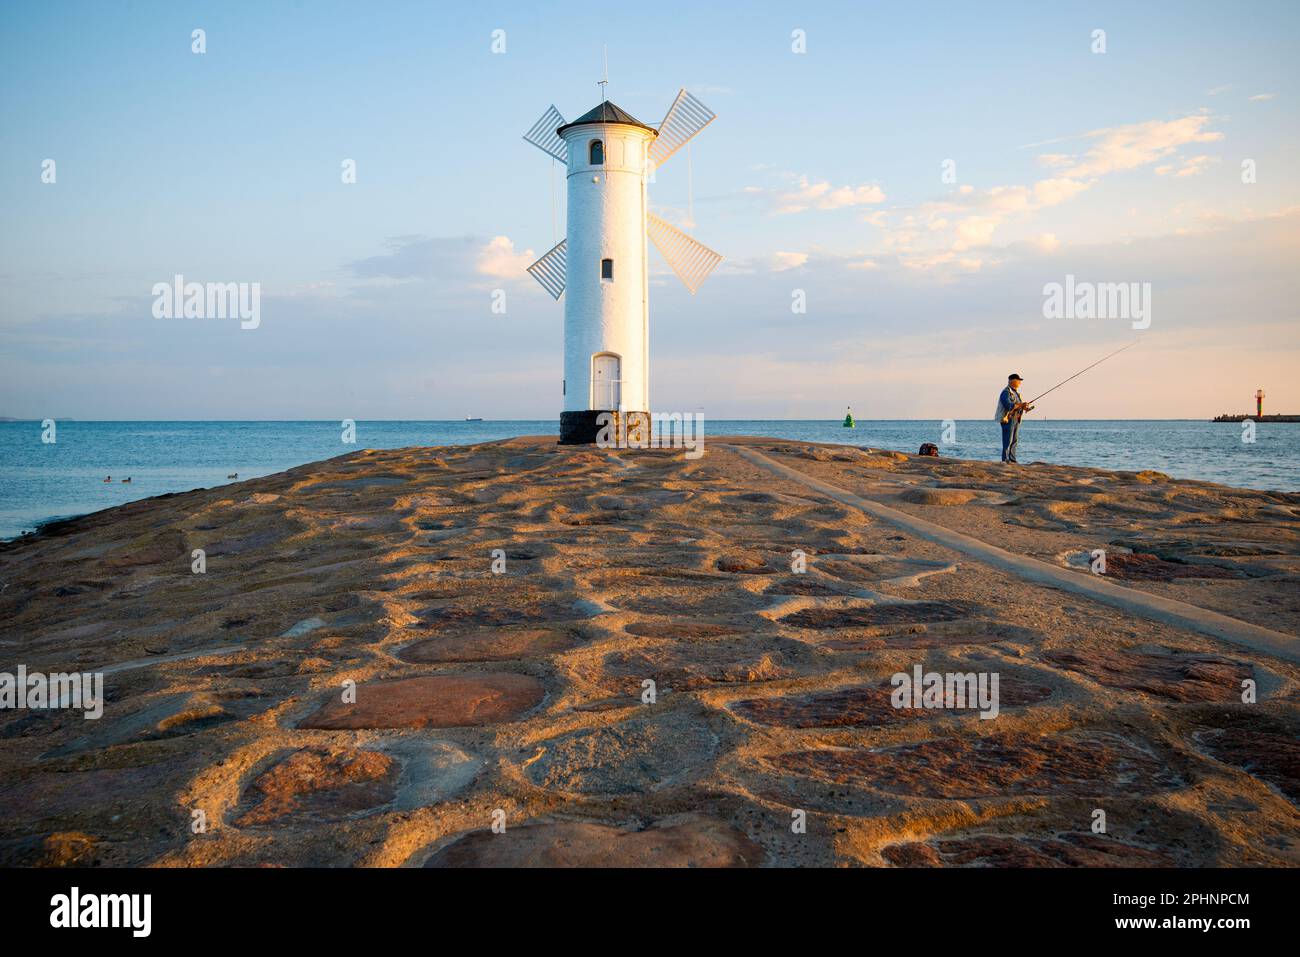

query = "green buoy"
[{"left": 842, "top": 407, "right": 855, "bottom": 428}]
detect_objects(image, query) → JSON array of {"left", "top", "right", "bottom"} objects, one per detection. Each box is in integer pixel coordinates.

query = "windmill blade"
[
  {"left": 523, "top": 105, "right": 567, "bottom": 162},
  {"left": 527, "top": 239, "right": 567, "bottom": 300},
  {"left": 648, "top": 89, "right": 716, "bottom": 169},
  {"left": 646, "top": 215, "right": 721, "bottom": 295}
]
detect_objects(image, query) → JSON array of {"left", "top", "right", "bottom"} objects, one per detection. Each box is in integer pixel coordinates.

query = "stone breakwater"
[{"left": 0, "top": 436, "right": 1296, "bottom": 867}]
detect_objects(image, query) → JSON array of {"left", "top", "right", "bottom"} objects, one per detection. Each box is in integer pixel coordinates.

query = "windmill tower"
[{"left": 523, "top": 88, "right": 722, "bottom": 443}]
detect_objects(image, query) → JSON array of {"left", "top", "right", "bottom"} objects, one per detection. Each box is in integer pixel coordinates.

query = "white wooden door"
[{"left": 592, "top": 353, "right": 621, "bottom": 409}]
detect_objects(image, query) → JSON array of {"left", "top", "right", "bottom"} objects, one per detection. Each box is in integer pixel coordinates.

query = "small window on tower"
[
  {"left": 589, "top": 140, "right": 604, "bottom": 165},
  {"left": 601, "top": 258, "right": 614, "bottom": 281}
]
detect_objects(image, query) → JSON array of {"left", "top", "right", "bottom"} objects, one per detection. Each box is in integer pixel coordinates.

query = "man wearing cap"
[{"left": 995, "top": 374, "right": 1033, "bottom": 463}]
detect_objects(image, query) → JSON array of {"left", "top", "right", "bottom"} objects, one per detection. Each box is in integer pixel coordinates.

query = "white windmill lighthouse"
[{"left": 523, "top": 86, "right": 722, "bottom": 443}]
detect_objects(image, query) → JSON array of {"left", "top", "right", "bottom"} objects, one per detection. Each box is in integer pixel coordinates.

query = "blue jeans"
[{"left": 1001, "top": 418, "right": 1020, "bottom": 462}]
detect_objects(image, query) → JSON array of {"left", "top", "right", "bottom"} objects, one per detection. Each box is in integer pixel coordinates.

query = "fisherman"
[{"left": 995, "top": 373, "right": 1033, "bottom": 463}]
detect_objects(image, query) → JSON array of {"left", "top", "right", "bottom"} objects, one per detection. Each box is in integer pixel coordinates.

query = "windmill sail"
[
  {"left": 646, "top": 214, "right": 722, "bottom": 295},
  {"left": 523, "top": 105, "right": 568, "bottom": 162},
  {"left": 648, "top": 89, "right": 716, "bottom": 169},
  {"left": 527, "top": 239, "right": 567, "bottom": 299}
]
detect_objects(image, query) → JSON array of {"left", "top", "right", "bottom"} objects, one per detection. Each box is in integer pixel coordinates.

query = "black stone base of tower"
[{"left": 559, "top": 410, "right": 652, "bottom": 445}]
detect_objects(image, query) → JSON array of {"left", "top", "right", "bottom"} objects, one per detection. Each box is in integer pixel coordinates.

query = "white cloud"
[
  {"left": 1061, "top": 115, "right": 1223, "bottom": 178},
  {"left": 770, "top": 251, "right": 809, "bottom": 272},
  {"left": 1033, "top": 177, "right": 1092, "bottom": 206},
  {"left": 1249, "top": 93, "right": 1276, "bottom": 102},
  {"left": 1176, "top": 155, "right": 1216, "bottom": 177},
  {"left": 476, "top": 236, "right": 535, "bottom": 279},
  {"left": 953, "top": 216, "right": 1000, "bottom": 250},
  {"left": 1154, "top": 155, "right": 1218, "bottom": 178},
  {"left": 769, "top": 175, "right": 886, "bottom": 214}
]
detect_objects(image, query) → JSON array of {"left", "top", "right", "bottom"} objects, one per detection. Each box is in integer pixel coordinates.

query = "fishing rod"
[
  {"left": 1002, "top": 341, "right": 1138, "bottom": 422},
  {"left": 1028, "top": 340, "right": 1138, "bottom": 405}
]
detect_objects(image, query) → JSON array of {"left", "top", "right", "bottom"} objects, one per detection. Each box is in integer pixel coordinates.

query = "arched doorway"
[{"left": 591, "top": 353, "right": 621, "bottom": 409}]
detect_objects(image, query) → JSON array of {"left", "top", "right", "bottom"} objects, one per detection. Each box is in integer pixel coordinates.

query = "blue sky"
[{"left": 2, "top": 0, "right": 1297, "bottom": 419}]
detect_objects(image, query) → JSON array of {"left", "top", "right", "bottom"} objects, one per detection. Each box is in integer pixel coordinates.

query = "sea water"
[{"left": 1, "top": 419, "right": 1296, "bottom": 539}]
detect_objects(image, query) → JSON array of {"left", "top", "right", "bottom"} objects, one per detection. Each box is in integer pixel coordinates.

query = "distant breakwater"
[{"left": 1212, "top": 414, "right": 1300, "bottom": 423}]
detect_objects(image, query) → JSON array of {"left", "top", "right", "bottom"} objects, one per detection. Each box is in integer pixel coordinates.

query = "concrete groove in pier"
[{"left": 730, "top": 445, "right": 1299, "bottom": 664}]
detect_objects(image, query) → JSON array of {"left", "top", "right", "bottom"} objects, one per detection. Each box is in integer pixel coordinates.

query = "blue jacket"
[{"left": 995, "top": 386, "right": 1022, "bottom": 422}]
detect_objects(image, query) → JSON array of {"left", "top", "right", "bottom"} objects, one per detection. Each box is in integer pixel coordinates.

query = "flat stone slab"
[
  {"left": 813, "top": 620, "right": 1037, "bottom": 652},
  {"left": 593, "top": 645, "right": 792, "bottom": 695},
  {"left": 520, "top": 715, "right": 717, "bottom": 795},
  {"left": 299, "top": 674, "right": 544, "bottom": 730},
  {"left": 763, "top": 577, "right": 852, "bottom": 597},
  {"left": 424, "top": 816, "right": 764, "bottom": 867},
  {"left": 732, "top": 675, "right": 1052, "bottom": 728},
  {"left": 1044, "top": 647, "right": 1251, "bottom": 702},
  {"left": 233, "top": 746, "right": 400, "bottom": 826},
  {"left": 1102, "top": 552, "right": 1242, "bottom": 581},
  {"left": 416, "top": 601, "right": 583, "bottom": 628},
  {"left": 717, "top": 554, "right": 775, "bottom": 574},
  {"left": 398, "top": 627, "right": 582, "bottom": 663},
  {"left": 883, "top": 832, "right": 1173, "bottom": 867},
  {"left": 901, "top": 487, "right": 982, "bottom": 506},
  {"left": 768, "top": 731, "right": 1184, "bottom": 799},
  {"left": 595, "top": 490, "right": 693, "bottom": 510},
  {"left": 624, "top": 621, "right": 743, "bottom": 640},
  {"left": 232, "top": 740, "right": 482, "bottom": 826},
  {"left": 604, "top": 584, "right": 769, "bottom": 615},
  {"left": 780, "top": 600, "right": 979, "bottom": 630},
  {"left": 1190, "top": 711, "right": 1300, "bottom": 804},
  {"left": 42, "top": 691, "right": 269, "bottom": 759}
]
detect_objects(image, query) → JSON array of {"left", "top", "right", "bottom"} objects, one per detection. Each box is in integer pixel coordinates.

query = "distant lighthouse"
[
  {"left": 523, "top": 89, "right": 722, "bottom": 443},
  {"left": 1256, "top": 388, "right": 1265, "bottom": 417}
]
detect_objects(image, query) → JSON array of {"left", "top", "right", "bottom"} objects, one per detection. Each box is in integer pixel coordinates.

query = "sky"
[{"left": 1, "top": 0, "right": 1297, "bottom": 420}]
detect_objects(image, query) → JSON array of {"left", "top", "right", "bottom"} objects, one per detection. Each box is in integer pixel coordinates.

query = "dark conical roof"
[{"left": 556, "top": 100, "right": 656, "bottom": 137}]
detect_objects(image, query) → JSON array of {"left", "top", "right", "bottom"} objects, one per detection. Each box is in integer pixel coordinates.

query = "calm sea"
[{"left": 1, "top": 419, "right": 1296, "bottom": 539}]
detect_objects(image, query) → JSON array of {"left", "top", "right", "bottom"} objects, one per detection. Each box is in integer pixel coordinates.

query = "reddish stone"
[
  {"left": 717, "top": 555, "right": 773, "bottom": 574},
  {"left": 624, "top": 621, "right": 742, "bottom": 640},
  {"left": 424, "top": 817, "right": 765, "bottom": 868},
  {"left": 596, "top": 645, "right": 792, "bottom": 694},
  {"left": 817, "top": 623, "right": 1025, "bottom": 652},
  {"left": 416, "top": 602, "right": 579, "bottom": 628},
  {"left": 299, "top": 674, "right": 544, "bottom": 729},
  {"left": 1192, "top": 712, "right": 1300, "bottom": 803},
  {"left": 234, "top": 747, "right": 398, "bottom": 826},
  {"left": 0, "top": 831, "right": 99, "bottom": 867},
  {"left": 1044, "top": 648, "right": 1250, "bottom": 702},
  {"left": 732, "top": 675, "right": 1051, "bottom": 729},
  {"left": 882, "top": 832, "right": 1173, "bottom": 868},
  {"left": 764, "top": 578, "right": 849, "bottom": 596},
  {"left": 769, "top": 731, "right": 1183, "bottom": 799},
  {"left": 780, "top": 601, "right": 977, "bottom": 629},
  {"left": 1102, "top": 552, "right": 1240, "bottom": 581}
]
